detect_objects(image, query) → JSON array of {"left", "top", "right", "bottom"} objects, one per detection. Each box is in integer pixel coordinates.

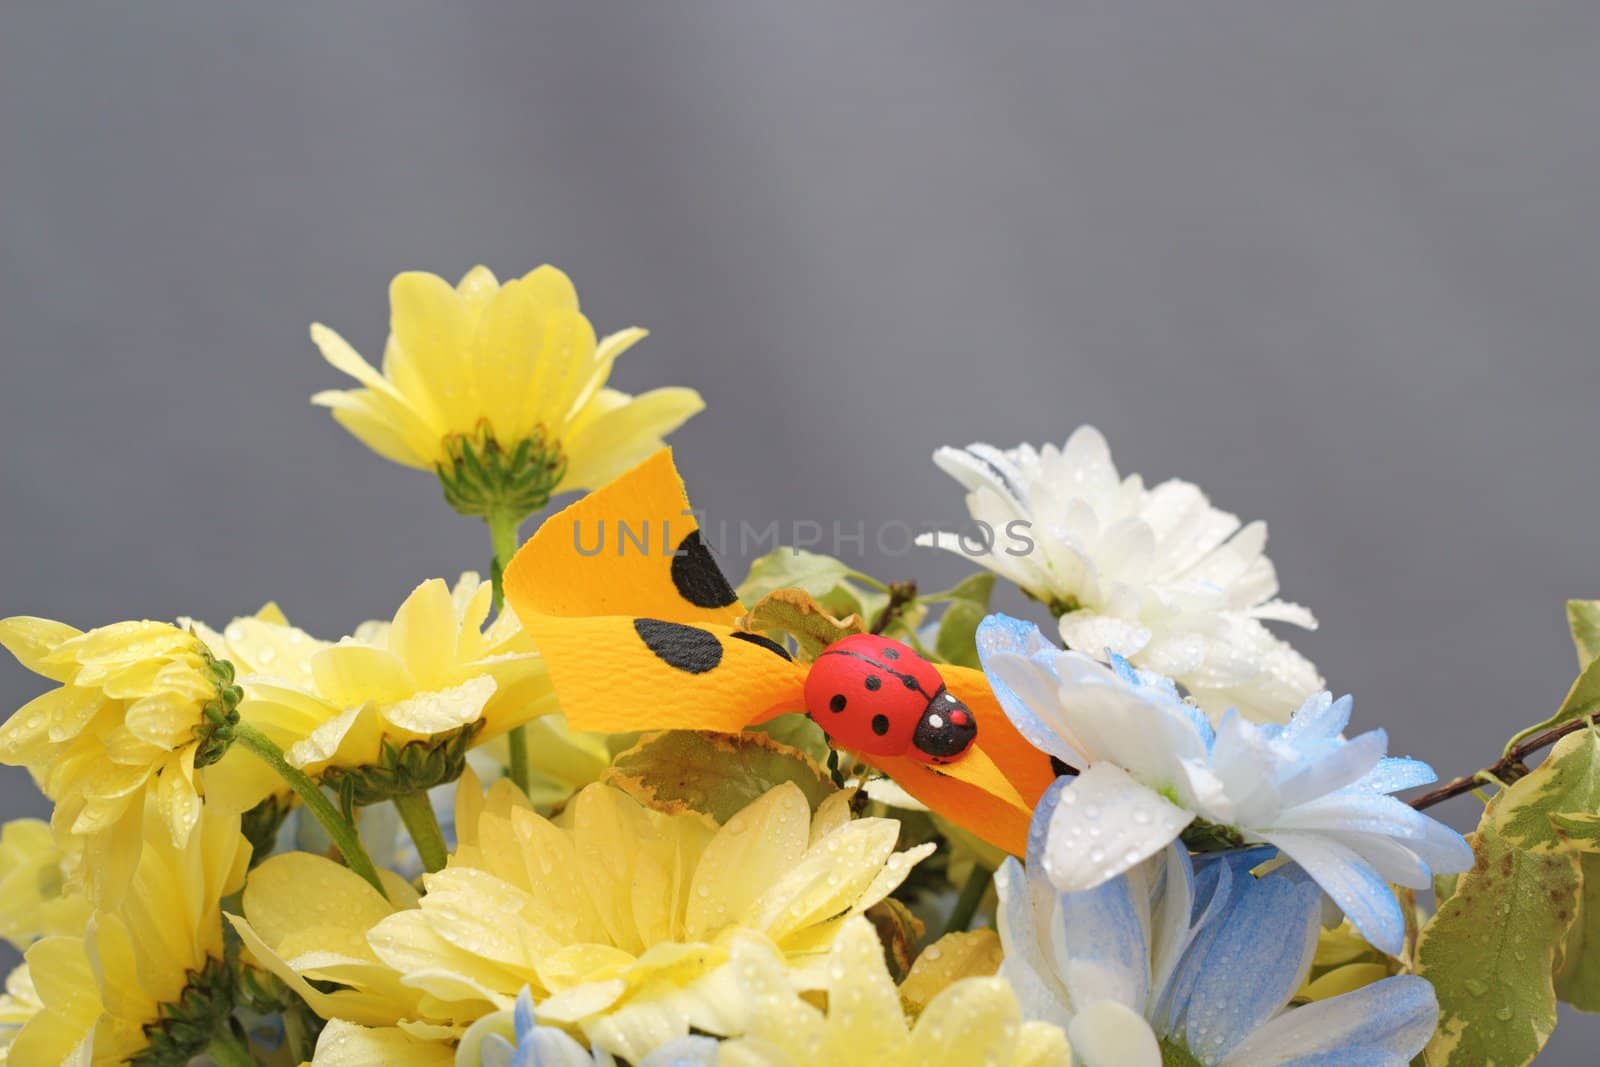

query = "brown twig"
[
  {"left": 1408, "top": 712, "right": 1600, "bottom": 811},
  {"left": 870, "top": 580, "right": 918, "bottom": 635}
]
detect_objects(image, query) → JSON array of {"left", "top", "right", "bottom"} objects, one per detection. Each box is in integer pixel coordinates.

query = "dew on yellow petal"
[
  {"left": 685, "top": 783, "right": 810, "bottom": 941},
  {"left": 308, "top": 1019, "right": 454, "bottom": 1067},
  {"left": 900, "top": 929, "right": 1004, "bottom": 1013}
]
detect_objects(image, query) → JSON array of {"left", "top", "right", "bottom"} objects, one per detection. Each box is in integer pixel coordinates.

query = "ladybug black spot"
[
  {"left": 829, "top": 694, "right": 847, "bottom": 713},
  {"left": 864, "top": 675, "right": 882, "bottom": 692},
  {"left": 871, "top": 714, "right": 891, "bottom": 736},
  {"left": 901, "top": 674, "right": 918, "bottom": 689},
  {"left": 881, "top": 647, "right": 900, "bottom": 659},
  {"left": 633, "top": 618, "right": 723, "bottom": 674},
  {"left": 728, "top": 631, "right": 793, "bottom": 661},
  {"left": 670, "top": 530, "right": 739, "bottom": 609}
]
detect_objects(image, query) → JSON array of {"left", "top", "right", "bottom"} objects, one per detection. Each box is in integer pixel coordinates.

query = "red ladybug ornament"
[{"left": 802, "top": 633, "right": 978, "bottom": 764}]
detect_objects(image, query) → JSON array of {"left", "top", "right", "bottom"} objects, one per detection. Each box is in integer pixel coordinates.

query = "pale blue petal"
[
  {"left": 1223, "top": 976, "right": 1438, "bottom": 1067},
  {"left": 1274, "top": 730, "right": 1388, "bottom": 810},
  {"left": 1268, "top": 793, "right": 1433, "bottom": 839},
  {"left": 1147, "top": 846, "right": 1199, "bottom": 1004},
  {"left": 480, "top": 1034, "right": 516, "bottom": 1067},
  {"left": 637, "top": 1035, "right": 722, "bottom": 1066},
  {"left": 1281, "top": 693, "right": 1350, "bottom": 744},
  {"left": 1179, "top": 874, "right": 1321, "bottom": 1062},
  {"left": 514, "top": 988, "right": 537, "bottom": 1046},
  {"left": 1411, "top": 817, "right": 1474, "bottom": 873},
  {"left": 1153, "top": 859, "right": 1235, "bottom": 1035},
  {"left": 1260, "top": 831, "right": 1406, "bottom": 956},
  {"left": 978, "top": 615, "right": 1083, "bottom": 765},
  {"left": 1027, "top": 774, "right": 1072, "bottom": 863},
  {"left": 1057, "top": 858, "right": 1153, "bottom": 1014},
  {"left": 520, "top": 1029, "right": 592, "bottom": 1067},
  {"left": 1351, "top": 757, "right": 1436, "bottom": 796},
  {"left": 995, "top": 857, "right": 1074, "bottom": 1029}
]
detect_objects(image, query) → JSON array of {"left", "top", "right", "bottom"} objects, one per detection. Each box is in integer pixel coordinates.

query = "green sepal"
[
  {"left": 191, "top": 650, "right": 243, "bottom": 769},
  {"left": 320, "top": 721, "right": 484, "bottom": 806},
  {"left": 239, "top": 792, "right": 294, "bottom": 866},
  {"left": 129, "top": 955, "right": 236, "bottom": 1066},
  {"left": 436, "top": 421, "right": 566, "bottom": 522}
]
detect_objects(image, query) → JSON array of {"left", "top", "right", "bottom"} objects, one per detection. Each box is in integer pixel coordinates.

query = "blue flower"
[
  {"left": 461, "top": 987, "right": 720, "bottom": 1067},
  {"left": 977, "top": 614, "right": 1470, "bottom": 955},
  {"left": 996, "top": 779, "right": 1440, "bottom": 1066}
]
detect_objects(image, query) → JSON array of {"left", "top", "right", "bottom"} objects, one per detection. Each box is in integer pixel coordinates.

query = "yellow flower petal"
[
  {"left": 900, "top": 929, "right": 1004, "bottom": 1013},
  {"left": 559, "top": 387, "right": 706, "bottom": 492},
  {"left": 309, "top": 1020, "right": 453, "bottom": 1067}
]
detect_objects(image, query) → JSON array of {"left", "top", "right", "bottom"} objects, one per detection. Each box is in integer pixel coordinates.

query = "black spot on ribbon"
[
  {"left": 728, "top": 631, "right": 792, "bottom": 661},
  {"left": 670, "top": 530, "right": 738, "bottom": 609},
  {"left": 633, "top": 618, "right": 724, "bottom": 674}
]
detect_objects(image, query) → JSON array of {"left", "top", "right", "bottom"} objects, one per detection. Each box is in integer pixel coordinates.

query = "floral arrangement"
[{"left": 1, "top": 263, "right": 1596, "bottom": 1066}]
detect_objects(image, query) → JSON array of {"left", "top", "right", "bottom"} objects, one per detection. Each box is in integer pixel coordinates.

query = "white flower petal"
[
  {"left": 1043, "top": 765, "right": 1191, "bottom": 892},
  {"left": 1065, "top": 999, "right": 1161, "bottom": 1067}
]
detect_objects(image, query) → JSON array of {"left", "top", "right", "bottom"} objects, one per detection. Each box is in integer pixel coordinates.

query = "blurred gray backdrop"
[{"left": 3, "top": 1, "right": 1598, "bottom": 1058}]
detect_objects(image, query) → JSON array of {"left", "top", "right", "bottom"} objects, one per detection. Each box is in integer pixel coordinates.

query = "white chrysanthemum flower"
[
  {"left": 918, "top": 427, "right": 1320, "bottom": 720},
  {"left": 996, "top": 797, "right": 1441, "bottom": 1067},
  {"left": 978, "top": 615, "right": 1471, "bottom": 955}
]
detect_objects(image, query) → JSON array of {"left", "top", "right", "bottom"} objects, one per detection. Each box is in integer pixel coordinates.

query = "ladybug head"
[{"left": 911, "top": 689, "right": 977, "bottom": 764}]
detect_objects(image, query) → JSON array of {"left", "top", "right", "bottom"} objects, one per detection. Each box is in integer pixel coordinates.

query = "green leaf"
[
  {"left": 752, "top": 712, "right": 833, "bottom": 768},
  {"left": 1570, "top": 601, "right": 1600, "bottom": 669},
  {"left": 744, "top": 588, "right": 864, "bottom": 660},
  {"left": 1496, "top": 733, "right": 1600, "bottom": 849},
  {"left": 1503, "top": 658, "right": 1600, "bottom": 756},
  {"left": 932, "top": 573, "right": 996, "bottom": 669},
  {"left": 1418, "top": 826, "right": 1580, "bottom": 1066},
  {"left": 738, "top": 548, "right": 855, "bottom": 606},
  {"left": 604, "top": 729, "right": 835, "bottom": 824},
  {"left": 1417, "top": 734, "right": 1599, "bottom": 1066},
  {"left": 1551, "top": 811, "right": 1600, "bottom": 1012}
]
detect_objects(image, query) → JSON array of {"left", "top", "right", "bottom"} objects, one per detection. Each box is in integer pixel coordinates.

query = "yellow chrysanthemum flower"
[
  {"left": 719, "top": 917, "right": 1070, "bottom": 1067},
  {"left": 243, "top": 575, "right": 552, "bottom": 797},
  {"left": 7, "top": 806, "right": 250, "bottom": 1066},
  {"left": 0, "top": 618, "right": 242, "bottom": 900},
  {"left": 0, "top": 819, "right": 89, "bottom": 952},
  {"left": 311, "top": 265, "right": 703, "bottom": 512},
  {"left": 0, "top": 965, "right": 44, "bottom": 1063},
  {"left": 184, "top": 601, "right": 323, "bottom": 815},
  {"left": 234, "top": 775, "right": 932, "bottom": 1060}
]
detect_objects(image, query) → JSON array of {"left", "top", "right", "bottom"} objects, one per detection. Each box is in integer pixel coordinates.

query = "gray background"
[{"left": 2, "top": 2, "right": 1598, "bottom": 1058}]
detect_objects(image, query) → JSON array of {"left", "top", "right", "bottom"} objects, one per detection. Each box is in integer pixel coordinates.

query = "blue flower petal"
[
  {"left": 977, "top": 614, "right": 1082, "bottom": 766},
  {"left": 1352, "top": 757, "right": 1438, "bottom": 796},
  {"left": 1261, "top": 831, "right": 1407, "bottom": 956},
  {"left": 637, "top": 1035, "right": 723, "bottom": 1066},
  {"left": 1178, "top": 873, "right": 1321, "bottom": 1062},
  {"left": 513, "top": 987, "right": 537, "bottom": 1046},
  {"left": 1057, "top": 858, "right": 1153, "bottom": 1014},
  {"left": 1225, "top": 975, "right": 1438, "bottom": 1066},
  {"left": 1282, "top": 693, "right": 1351, "bottom": 744}
]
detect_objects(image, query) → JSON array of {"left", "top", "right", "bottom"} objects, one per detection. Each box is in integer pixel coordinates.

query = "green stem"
[
  {"left": 487, "top": 509, "right": 531, "bottom": 794},
  {"left": 204, "top": 1027, "right": 256, "bottom": 1067},
  {"left": 232, "top": 722, "right": 387, "bottom": 898},
  {"left": 943, "top": 863, "right": 993, "bottom": 936},
  {"left": 393, "top": 790, "right": 449, "bottom": 873}
]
